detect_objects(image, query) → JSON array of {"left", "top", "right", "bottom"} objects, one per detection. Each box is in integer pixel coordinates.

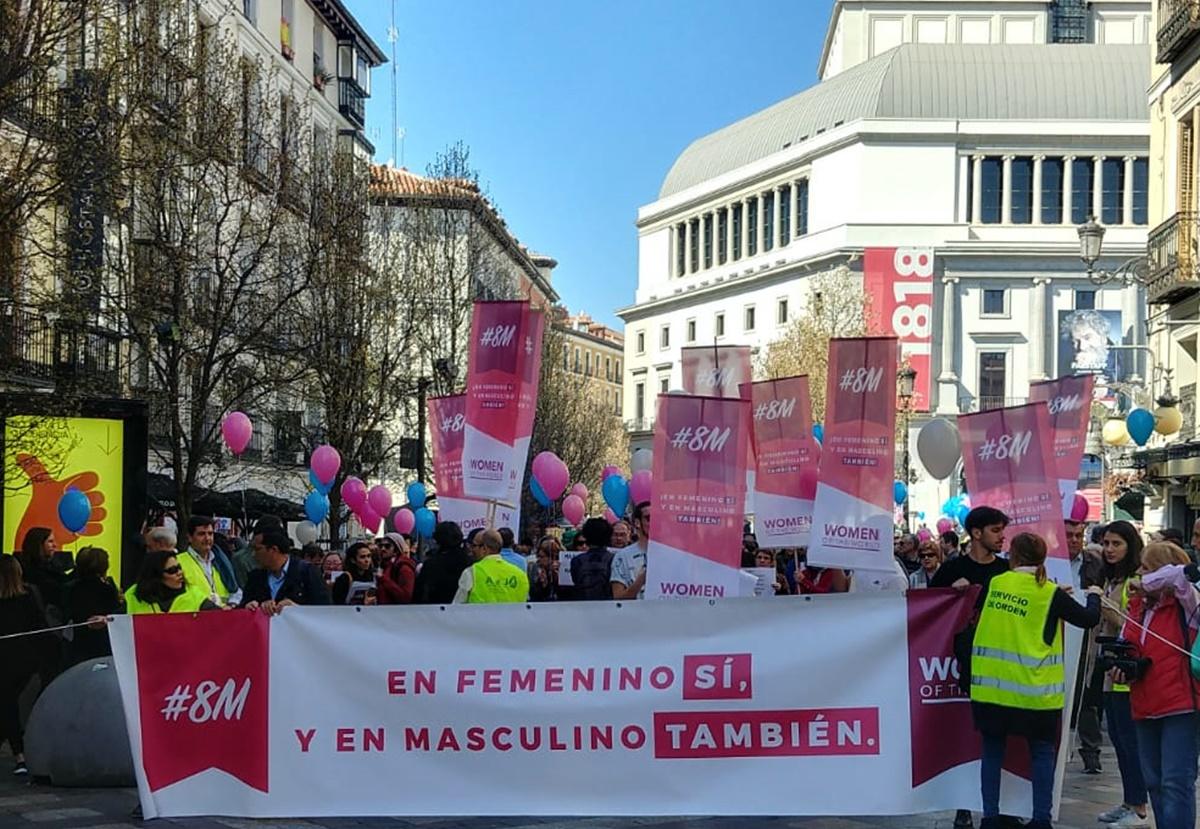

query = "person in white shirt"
[
  {"left": 610, "top": 502, "right": 650, "bottom": 600},
  {"left": 849, "top": 557, "right": 909, "bottom": 593},
  {"left": 610, "top": 521, "right": 632, "bottom": 550}
]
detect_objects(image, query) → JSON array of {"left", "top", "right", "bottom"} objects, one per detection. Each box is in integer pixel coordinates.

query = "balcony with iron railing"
[
  {"left": 241, "top": 127, "right": 275, "bottom": 190},
  {"left": 1147, "top": 212, "right": 1200, "bottom": 304},
  {"left": 958, "top": 396, "right": 1028, "bottom": 413},
  {"left": 5, "top": 71, "right": 59, "bottom": 133},
  {"left": 279, "top": 152, "right": 310, "bottom": 215},
  {"left": 338, "top": 81, "right": 365, "bottom": 129},
  {"left": 625, "top": 416, "right": 655, "bottom": 433},
  {"left": 0, "top": 302, "right": 122, "bottom": 389},
  {"left": 1158, "top": 0, "right": 1200, "bottom": 62}
]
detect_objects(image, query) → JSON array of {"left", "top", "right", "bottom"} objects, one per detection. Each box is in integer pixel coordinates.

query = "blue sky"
[{"left": 345, "top": 0, "right": 833, "bottom": 328}]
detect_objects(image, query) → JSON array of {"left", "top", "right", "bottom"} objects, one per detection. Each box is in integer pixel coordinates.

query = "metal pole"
[
  {"left": 902, "top": 411, "right": 911, "bottom": 530},
  {"left": 416, "top": 377, "right": 429, "bottom": 484}
]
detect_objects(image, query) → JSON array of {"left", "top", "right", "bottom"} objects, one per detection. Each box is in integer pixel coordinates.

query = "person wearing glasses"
[
  {"left": 908, "top": 540, "right": 943, "bottom": 590},
  {"left": 377, "top": 533, "right": 415, "bottom": 605},
  {"left": 124, "top": 550, "right": 217, "bottom": 615}
]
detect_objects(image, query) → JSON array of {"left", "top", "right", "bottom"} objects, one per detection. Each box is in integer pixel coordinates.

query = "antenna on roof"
[{"left": 388, "top": 0, "right": 399, "bottom": 164}]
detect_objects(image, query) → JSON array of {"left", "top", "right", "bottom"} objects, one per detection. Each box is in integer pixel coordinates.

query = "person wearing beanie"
[{"left": 377, "top": 533, "right": 415, "bottom": 605}]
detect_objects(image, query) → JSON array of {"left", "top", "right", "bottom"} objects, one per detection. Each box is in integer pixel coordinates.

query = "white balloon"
[
  {"left": 631, "top": 448, "right": 653, "bottom": 472},
  {"left": 916, "top": 418, "right": 962, "bottom": 480},
  {"left": 295, "top": 520, "right": 319, "bottom": 545},
  {"left": 668, "top": 388, "right": 688, "bottom": 396}
]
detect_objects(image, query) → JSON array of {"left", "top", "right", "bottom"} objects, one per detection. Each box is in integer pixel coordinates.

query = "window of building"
[
  {"left": 981, "top": 288, "right": 1008, "bottom": 317},
  {"left": 242, "top": 0, "right": 257, "bottom": 24},
  {"left": 978, "top": 352, "right": 1007, "bottom": 408},
  {"left": 604, "top": 389, "right": 609, "bottom": 407},
  {"left": 562, "top": 344, "right": 568, "bottom": 370},
  {"left": 635, "top": 383, "right": 645, "bottom": 420},
  {"left": 747, "top": 198, "right": 758, "bottom": 255},
  {"left": 676, "top": 223, "right": 686, "bottom": 275},
  {"left": 744, "top": 305, "right": 756, "bottom": 332},
  {"left": 780, "top": 185, "right": 791, "bottom": 243},
  {"left": 1101, "top": 157, "right": 1125, "bottom": 225},
  {"left": 636, "top": 332, "right": 645, "bottom": 354},
  {"left": 616, "top": 359, "right": 621, "bottom": 376},
  {"left": 1132, "top": 157, "right": 1149, "bottom": 225},
  {"left": 660, "top": 325, "right": 670, "bottom": 349},
  {"left": 703, "top": 214, "right": 713, "bottom": 269},
  {"left": 313, "top": 19, "right": 326, "bottom": 77},
  {"left": 1075, "top": 289, "right": 1096, "bottom": 310},
  {"left": 689, "top": 218, "right": 699, "bottom": 272},
  {"left": 280, "top": 0, "right": 294, "bottom": 58},
  {"left": 796, "top": 180, "right": 809, "bottom": 236},
  {"left": 763, "top": 192, "right": 775, "bottom": 252},
  {"left": 660, "top": 377, "right": 670, "bottom": 394},
  {"left": 1041, "top": 157, "right": 1064, "bottom": 224},
  {"left": 574, "top": 347, "right": 581, "bottom": 372},
  {"left": 731, "top": 206, "right": 742, "bottom": 260},
  {"left": 715, "top": 312, "right": 725, "bottom": 337},
  {"left": 1011, "top": 157, "right": 1033, "bottom": 224},
  {"left": 1071, "top": 158, "right": 1094, "bottom": 224},
  {"left": 717, "top": 209, "right": 727, "bottom": 264},
  {"left": 605, "top": 356, "right": 612, "bottom": 380},
  {"left": 980, "top": 156, "right": 1004, "bottom": 224},
  {"left": 585, "top": 352, "right": 591, "bottom": 375},
  {"left": 615, "top": 392, "right": 621, "bottom": 415},
  {"left": 1180, "top": 120, "right": 1195, "bottom": 214},
  {"left": 777, "top": 298, "right": 788, "bottom": 325},
  {"left": 686, "top": 318, "right": 697, "bottom": 343}
]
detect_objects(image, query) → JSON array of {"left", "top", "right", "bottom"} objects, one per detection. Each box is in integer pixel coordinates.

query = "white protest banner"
[{"left": 110, "top": 593, "right": 1076, "bottom": 820}]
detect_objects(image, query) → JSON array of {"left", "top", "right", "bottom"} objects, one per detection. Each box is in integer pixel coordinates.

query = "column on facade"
[
  {"left": 684, "top": 218, "right": 694, "bottom": 275},
  {"left": 755, "top": 194, "right": 766, "bottom": 254},
  {"left": 1092, "top": 156, "right": 1104, "bottom": 220},
  {"left": 742, "top": 197, "right": 752, "bottom": 257},
  {"left": 1123, "top": 156, "right": 1135, "bottom": 226},
  {"left": 668, "top": 225, "right": 677, "bottom": 278},
  {"left": 773, "top": 185, "right": 783, "bottom": 249},
  {"left": 1032, "top": 156, "right": 1044, "bottom": 225},
  {"left": 700, "top": 213, "right": 709, "bottom": 270},
  {"left": 1062, "top": 156, "right": 1074, "bottom": 225},
  {"left": 725, "top": 204, "right": 735, "bottom": 261},
  {"left": 1001, "top": 155, "right": 1014, "bottom": 224},
  {"left": 936, "top": 277, "right": 960, "bottom": 414},
  {"left": 971, "top": 155, "right": 983, "bottom": 223},
  {"left": 792, "top": 181, "right": 801, "bottom": 238},
  {"left": 1029, "top": 278, "right": 1050, "bottom": 381}
]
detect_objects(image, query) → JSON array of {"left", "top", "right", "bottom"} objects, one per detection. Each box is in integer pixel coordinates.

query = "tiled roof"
[{"left": 368, "top": 165, "right": 482, "bottom": 200}]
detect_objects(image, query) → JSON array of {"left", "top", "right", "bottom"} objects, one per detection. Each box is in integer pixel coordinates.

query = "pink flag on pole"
[
  {"left": 680, "top": 345, "right": 752, "bottom": 399},
  {"left": 807, "top": 337, "right": 899, "bottom": 572},
  {"left": 1028, "top": 375, "right": 1095, "bottom": 518},
  {"left": 645, "top": 394, "right": 751, "bottom": 600},
  {"left": 959, "top": 402, "right": 1070, "bottom": 583},
  {"left": 428, "top": 394, "right": 466, "bottom": 500},
  {"left": 744, "top": 376, "right": 819, "bottom": 548}
]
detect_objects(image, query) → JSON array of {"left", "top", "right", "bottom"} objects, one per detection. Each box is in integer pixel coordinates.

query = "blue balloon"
[
  {"left": 1127, "top": 408, "right": 1155, "bottom": 447},
  {"left": 57, "top": 487, "right": 91, "bottom": 534},
  {"left": 308, "top": 468, "right": 332, "bottom": 494},
  {"left": 602, "top": 474, "right": 630, "bottom": 516},
  {"left": 530, "top": 477, "right": 551, "bottom": 507},
  {"left": 813, "top": 423, "right": 824, "bottom": 444},
  {"left": 941, "top": 496, "right": 958, "bottom": 518},
  {"left": 893, "top": 480, "right": 908, "bottom": 505},
  {"left": 304, "top": 491, "right": 329, "bottom": 525},
  {"left": 413, "top": 507, "right": 436, "bottom": 538},
  {"left": 916, "top": 511, "right": 925, "bottom": 520},
  {"left": 406, "top": 481, "right": 427, "bottom": 510},
  {"left": 954, "top": 501, "right": 971, "bottom": 526}
]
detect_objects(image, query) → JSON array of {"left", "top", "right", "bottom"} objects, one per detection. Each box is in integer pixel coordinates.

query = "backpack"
[{"left": 571, "top": 549, "right": 615, "bottom": 601}]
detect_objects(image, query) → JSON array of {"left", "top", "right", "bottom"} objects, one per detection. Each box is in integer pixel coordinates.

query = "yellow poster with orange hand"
[{"left": 4, "top": 416, "right": 124, "bottom": 578}]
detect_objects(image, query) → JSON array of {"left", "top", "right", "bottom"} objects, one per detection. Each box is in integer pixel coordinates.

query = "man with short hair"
[
  {"left": 497, "top": 527, "right": 527, "bottom": 575},
  {"left": 939, "top": 530, "right": 960, "bottom": 559},
  {"left": 144, "top": 526, "right": 177, "bottom": 553},
  {"left": 571, "top": 518, "right": 616, "bottom": 601},
  {"left": 233, "top": 515, "right": 282, "bottom": 586},
  {"left": 179, "top": 515, "right": 240, "bottom": 607},
  {"left": 240, "top": 528, "right": 330, "bottom": 615},
  {"left": 611, "top": 502, "right": 649, "bottom": 600},
  {"left": 895, "top": 533, "right": 920, "bottom": 574},
  {"left": 454, "top": 529, "right": 528, "bottom": 604},
  {"left": 610, "top": 521, "right": 632, "bottom": 550}
]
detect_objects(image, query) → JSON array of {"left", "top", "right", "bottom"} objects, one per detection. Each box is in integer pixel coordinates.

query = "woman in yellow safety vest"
[
  {"left": 124, "top": 550, "right": 217, "bottom": 615},
  {"left": 970, "top": 532, "right": 1102, "bottom": 829}
]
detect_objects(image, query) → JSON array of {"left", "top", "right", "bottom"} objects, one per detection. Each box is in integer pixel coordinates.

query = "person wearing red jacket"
[
  {"left": 1113, "top": 543, "right": 1200, "bottom": 829},
  {"left": 376, "top": 533, "right": 415, "bottom": 605}
]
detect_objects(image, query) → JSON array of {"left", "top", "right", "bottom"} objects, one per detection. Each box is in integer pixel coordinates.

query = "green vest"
[
  {"left": 467, "top": 556, "right": 529, "bottom": 604},
  {"left": 970, "top": 570, "right": 1065, "bottom": 711},
  {"left": 179, "top": 550, "right": 232, "bottom": 605},
  {"left": 124, "top": 584, "right": 209, "bottom": 615}
]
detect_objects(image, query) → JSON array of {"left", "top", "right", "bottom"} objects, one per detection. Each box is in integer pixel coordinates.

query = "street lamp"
[
  {"left": 897, "top": 366, "right": 917, "bottom": 529},
  {"left": 1077, "top": 215, "right": 1151, "bottom": 286}
]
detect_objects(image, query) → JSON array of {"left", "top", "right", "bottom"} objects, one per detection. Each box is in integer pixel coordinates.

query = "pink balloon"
[
  {"left": 1070, "top": 492, "right": 1089, "bottom": 523},
  {"left": 629, "top": 470, "right": 652, "bottom": 505},
  {"left": 571, "top": 482, "right": 588, "bottom": 502},
  {"left": 221, "top": 411, "right": 252, "bottom": 455},
  {"left": 602, "top": 465, "right": 622, "bottom": 481},
  {"left": 341, "top": 476, "right": 367, "bottom": 511},
  {"left": 533, "top": 451, "right": 570, "bottom": 500},
  {"left": 393, "top": 508, "right": 415, "bottom": 535},
  {"left": 562, "top": 494, "right": 586, "bottom": 527},
  {"left": 603, "top": 507, "right": 618, "bottom": 525},
  {"left": 310, "top": 445, "right": 341, "bottom": 484},
  {"left": 936, "top": 517, "right": 953, "bottom": 534},
  {"left": 360, "top": 506, "right": 381, "bottom": 534},
  {"left": 368, "top": 484, "right": 393, "bottom": 517},
  {"left": 916, "top": 528, "right": 933, "bottom": 543}
]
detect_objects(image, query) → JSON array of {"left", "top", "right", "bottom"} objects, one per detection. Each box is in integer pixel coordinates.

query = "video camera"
[{"left": 1096, "top": 636, "right": 1152, "bottom": 682}]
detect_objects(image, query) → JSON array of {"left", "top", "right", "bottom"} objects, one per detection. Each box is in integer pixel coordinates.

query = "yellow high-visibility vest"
[
  {"left": 124, "top": 584, "right": 209, "bottom": 615},
  {"left": 467, "top": 556, "right": 528, "bottom": 604},
  {"left": 179, "top": 550, "right": 233, "bottom": 605},
  {"left": 970, "top": 570, "right": 1065, "bottom": 711}
]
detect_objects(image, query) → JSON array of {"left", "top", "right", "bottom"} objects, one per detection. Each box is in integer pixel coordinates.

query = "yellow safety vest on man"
[
  {"left": 124, "top": 584, "right": 209, "bottom": 615},
  {"left": 179, "top": 549, "right": 234, "bottom": 606},
  {"left": 970, "top": 570, "right": 1065, "bottom": 710},
  {"left": 467, "top": 556, "right": 529, "bottom": 604}
]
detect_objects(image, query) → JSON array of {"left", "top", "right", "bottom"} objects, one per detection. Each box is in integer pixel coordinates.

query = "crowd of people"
[{"left": 2, "top": 502, "right": 1200, "bottom": 829}]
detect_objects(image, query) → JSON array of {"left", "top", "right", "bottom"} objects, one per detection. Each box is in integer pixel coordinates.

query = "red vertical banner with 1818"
[
  {"left": 958, "top": 402, "right": 1070, "bottom": 583},
  {"left": 864, "top": 248, "right": 933, "bottom": 411}
]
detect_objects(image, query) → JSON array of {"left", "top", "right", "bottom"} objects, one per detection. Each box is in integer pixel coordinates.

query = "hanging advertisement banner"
[
  {"left": 645, "top": 394, "right": 750, "bottom": 599},
  {"left": 1028, "top": 375, "right": 1095, "bottom": 518},
  {"left": 428, "top": 393, "right": 517, "bottom": 532},
  {"left": 109, "top": 592, "right": 1078, "bottom": 820},
  {"left": 864, "top": 248, "right": 933, "bottom": 411},
  {"left": 744, "top": 376, "right": 818, "bottom": 548},
  {"left": 807, "top": 338, "right": 899, "bottom": 572},
  {"left": 958, "top": 402, "right": 1070, "bottom": 584},
  {"left": 462, "top": 301, "right": 539, "bottom": 502}
]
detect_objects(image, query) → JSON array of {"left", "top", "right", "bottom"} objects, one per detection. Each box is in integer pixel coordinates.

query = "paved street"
[{"left": 0, "top": 743, "right": 1185, "bottom": 829}]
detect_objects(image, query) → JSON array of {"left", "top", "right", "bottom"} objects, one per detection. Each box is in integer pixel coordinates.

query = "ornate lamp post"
[{"left": 898, "top": 365, "right": 917, "bottom": 529}]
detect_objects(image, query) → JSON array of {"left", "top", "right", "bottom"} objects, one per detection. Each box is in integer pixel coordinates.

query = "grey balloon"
[{"left": 916, "top": 418, "right": 962, "bottom": 480}]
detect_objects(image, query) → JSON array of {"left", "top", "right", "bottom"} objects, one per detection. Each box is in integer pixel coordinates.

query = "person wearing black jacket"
[
  {"left": 413, "top": 522, "right": 472, "bottom": 604},
  {"left": 65, "top": 547, "right": 122, "bottom": 664},
  {"left": 570, "top": 518, "right": 616, "bottom": 601},
  {"left": 240, "top": 528, "right": 330, "bottom": 615},
  {"left": 0, "top": 555, "right": 49, "bottom": 775}
]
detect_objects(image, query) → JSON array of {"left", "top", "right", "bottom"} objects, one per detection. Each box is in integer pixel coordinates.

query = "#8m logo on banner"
[
  {"left": 479, "top": 324, "right": 516, "bottom": 348},
  {"left": 754, "top": 398, "right": 796, "bottom": 421},
  {"left": 838, "top": 366, "right": 884, "bottom": 394},
  {"left": 160, "top": 679, "right": 252, "bottom": 724},
  {"left": 1046, "top": 394, "right": 1084, "bottom": 415},
  {"left": 670, "top": 425, "right": 732, "bottom": 452},
  {"left": 976, "top": 431, "right": 1032, "bottom": 463},
  {"left": 440, "top": 413, "right": 465, "bottom": 434}
]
